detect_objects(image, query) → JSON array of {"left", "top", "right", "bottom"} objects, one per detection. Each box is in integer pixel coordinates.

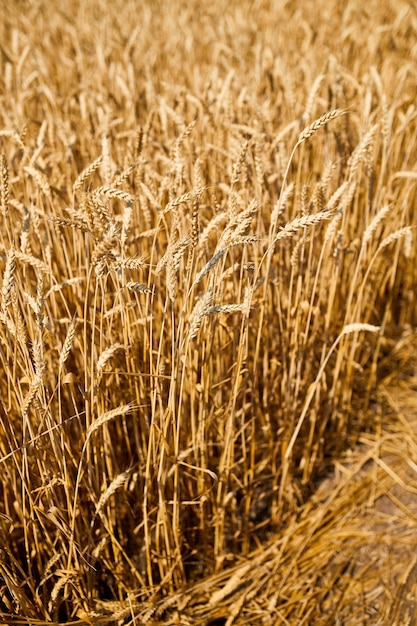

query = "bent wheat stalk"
[{"left": 279, "top": 323, "right": 380, "bottom": 503}]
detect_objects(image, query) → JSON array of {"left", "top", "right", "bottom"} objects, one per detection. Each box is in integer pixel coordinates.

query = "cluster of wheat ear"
[{"left": 0, "top": 0, "right": 416, "bottom": 624}]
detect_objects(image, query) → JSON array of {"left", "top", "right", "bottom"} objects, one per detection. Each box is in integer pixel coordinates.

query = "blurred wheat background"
[{"left": 1, "top": 0, "right": 417, "bottom": 624}]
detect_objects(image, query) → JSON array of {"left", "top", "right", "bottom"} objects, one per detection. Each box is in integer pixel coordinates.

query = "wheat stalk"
[{"left": 280, "top": 323, "right": 381, "bottom": 501}]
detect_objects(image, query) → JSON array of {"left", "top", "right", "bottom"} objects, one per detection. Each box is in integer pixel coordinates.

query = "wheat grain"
[
  {"left": 49, "top": 572, "right": 75, "bottom": 615},
  {"left": 11, "top": 290, "right": 27, "bottom": 346},
  {"left": 320, "top": 160, "right": 338, "bottom": 195},
  {"left": 191, "top": 192, "right": 200, "bottom": 248},
  {"left": 290, "top": 238, "right": 305, "bottom": 267},
  {"left": 229, "top": 199, "right": 258, "bottom": 241},
  {"left": 91, "top": 222, "right": 119, "bottom": 266},
  {"left": 254, "top": 138, "right": 265, "bottom": 188},
  {"left": 325, "top": 181, "right": 350, "bottom": 213},
  {"left": 87, "top": 192, "right": 115, "bottom": 230},
  {"left": 218, "top": 199, "right": 258, "bottom": 249},
  {"left": 324, "top": 213, "right": 342, "bottom": 246},
  {"left": 39, "top": 552, "right": 63, "bottom": 586},
  {"left": 113, "top": 163, "right": 136, "bottom": 187},
  {"left": 227, "top": 235, "right": 259, "bottom": 247},
  {"left": 311, "top": 182, "right": 325, "bottom": 213}
]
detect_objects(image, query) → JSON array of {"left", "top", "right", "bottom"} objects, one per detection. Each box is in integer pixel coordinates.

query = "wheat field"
[{"left": 1, "top": 0, "right": 417, "bottom": 624}]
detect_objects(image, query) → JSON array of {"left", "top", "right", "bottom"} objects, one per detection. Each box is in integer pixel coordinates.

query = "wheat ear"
[
  {"left": 73, "top": 155, "right": 103, "bottom": 193},
  {"left": 95, "top": 471, "right": 131, "bottom": 516},
  {"left": 84, "top": 404, "right": 134, "bottom": 448},
  {"left": 59, "top": 316, "right": 77, "bottom": 371},
  {"left": 1, "top": 247, "right": 15, "bottom": 311},
  {"left": 0, "top": 153, "right": 9, "bottom": 217},
  {"left": 298, "top": 108, "right": 345, "bottom": 144}
]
